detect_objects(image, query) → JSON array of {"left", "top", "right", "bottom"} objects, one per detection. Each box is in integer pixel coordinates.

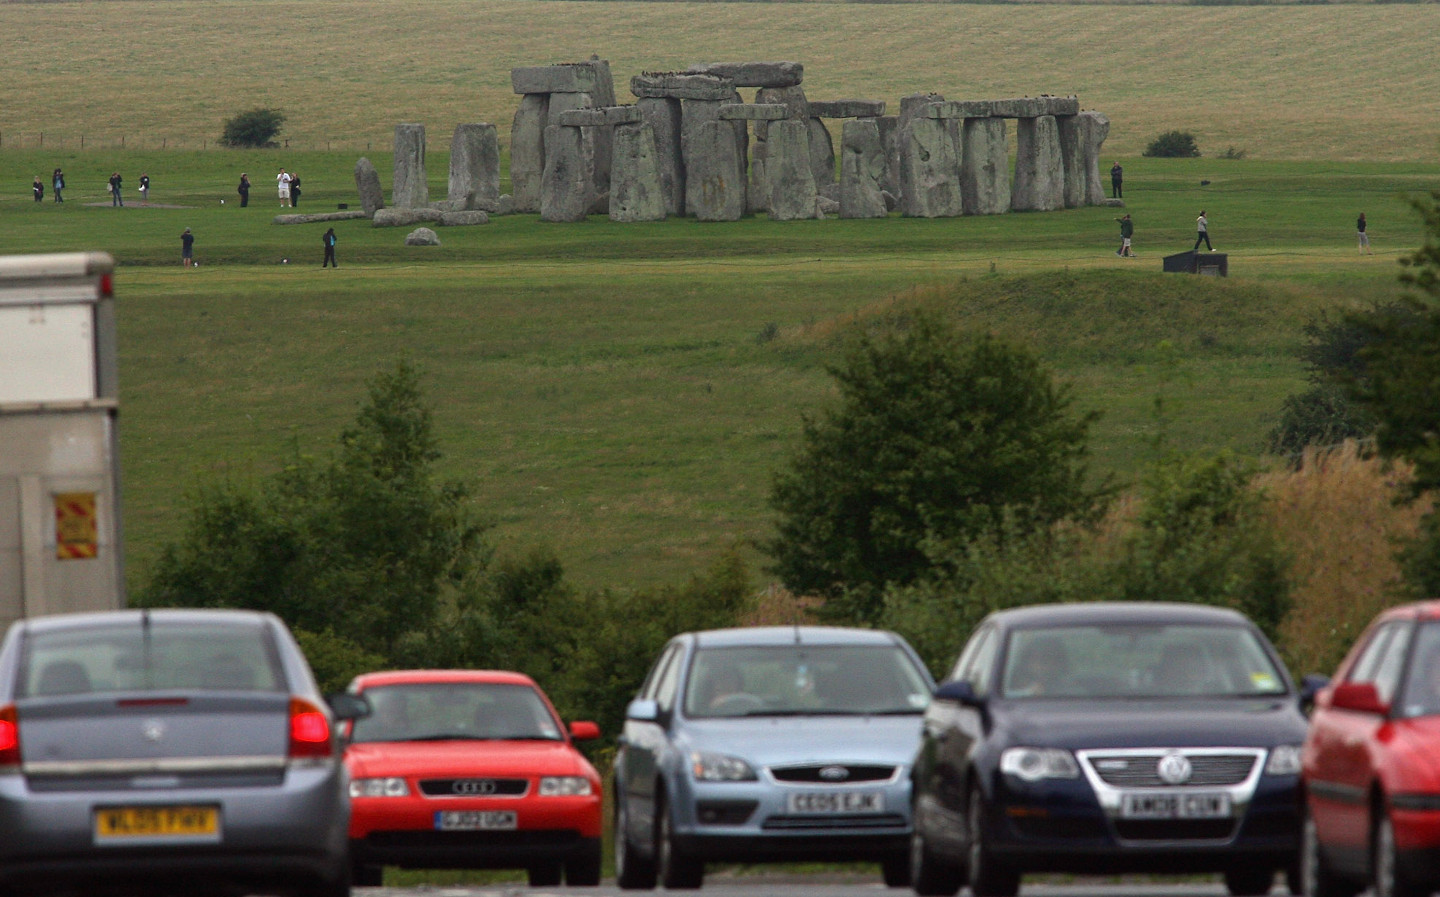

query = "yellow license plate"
[{"left": 94, "top": 805, "right": 220, "bottom": 842}]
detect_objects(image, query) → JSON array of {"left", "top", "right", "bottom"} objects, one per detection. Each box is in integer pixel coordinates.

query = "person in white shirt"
[
  {"left": 1193, "top": 211, "right": 1214, "bottom": 252},
  {"left": 277, "top": 169, "right": 291, "bottom": 205}
]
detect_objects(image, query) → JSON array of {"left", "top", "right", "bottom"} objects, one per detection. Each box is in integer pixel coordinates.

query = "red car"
[
  {"left": 343, "top": 670, "right": 603, "bottom": 887},
  {"left": 1302, "top": 601, "right": 1440, "bottom": 897}
]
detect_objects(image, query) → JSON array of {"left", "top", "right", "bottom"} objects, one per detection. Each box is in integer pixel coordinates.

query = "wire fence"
[{"left": 0, "top": 133, "right": 401, "bottom": 153}]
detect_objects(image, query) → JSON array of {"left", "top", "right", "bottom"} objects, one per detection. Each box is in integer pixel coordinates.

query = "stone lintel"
[
  {"left": 631, "top": 72, "right": 735, "bottom": 101},
  {"left": 556, "top": 105, "right": 644, "bottom": 127},
  {"left": 511, "top": 64, "right": 599, "bottom": 95},
  {"left": 808, "top": 100, "right": 887, "bottom": 119},
  {"left": 686, "top": 61, "right": 803, "bottom": 88},
  {"left": 718, "top": 103, "right": 788, "bottom": 121},
  {"left": 925, "top": 101, "right": 993, "bottom": 120},
  {"left": 989, "top": 96, "right": 1081, "bottom": 118}
]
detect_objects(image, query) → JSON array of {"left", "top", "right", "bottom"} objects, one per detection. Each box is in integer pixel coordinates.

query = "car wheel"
[
  {"left": 656, "top": 795, "right": 704, "bottom": 890},
  {"left": 881, "top": 849, "right": 911, "bottom": 888},
  {"left": 305, "top": 864, "right": 352, "bottom": 897},
  {"left": 1302, "top": 806, "right": 1360, "bottom": 897},
  {"left": 614, "top": 788, "right": 658, "bottom": 889},
  {"left": 1375, "top": 810, "right": 1427, "bottom": 897},
  {"left": 566, "top": 838, "right": 604, "bottom": 887},
  {"left": 967, "top": 787, "right": 1020, "bottom": 897},
  {"left": 350, "top": 860, "right": 383, "bottom": 888},
  {"left": 1224, "top": 866, "right": 1276, "bottom": 896},
  {"left": 528, "top": 861, "right": 563, "bottom": 888},
  {"left": 909, "top": 827, "right": 964, "bottom": 896}
]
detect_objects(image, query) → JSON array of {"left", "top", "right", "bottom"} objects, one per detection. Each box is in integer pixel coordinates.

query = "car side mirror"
[
  {"left": 569, "top": 720, "right": 601, "bottom": 741},
  {"left": 933, "top": 680, "right": 982, "bottom": 706},
  {"left": 1329, "top": 681, "right": 1389, "bottom": 716},
  {"left": 626, "top": 699, "right": 660, "bottom": 722},
  {"left": 1300, "top": 673, "right": 1330, "bottom": 711},
  {"left": 326, "top": 692, "right": 371, "bottom": 722}
]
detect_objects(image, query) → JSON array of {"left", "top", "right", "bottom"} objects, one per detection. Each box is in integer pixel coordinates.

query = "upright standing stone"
[
  {"left": 540, "top": 125, "right": 593, "bottom": 223},
  {"left": 891, "top": 94, "right": 944, "bottom": 204},
  {"left": 1056, "top": 116, "right": 1084, "bottom": 209},
  {"left": 547, "top": 92, "right": 602, "bottom": 212},
  {"left": 750, "top": 86, "right": 809, "bottom": 214},
  {"left": 839, "top": 119, "right": 886, "bottom": 219},
  {"left": 354, "top": 157, "right": 385, "bottom": 216},
  {"left": 807, "top": 119, "right": 835, "bottom": 191},
  {"left": 898, "top": 117, "right": 961, "bottom": 218},
  {"left": 682, "top": 93, "right": 745, "bottom": 217},
  {"left": 610, "top": 122, "right": 666, "bottom": 222},
  {"left": 638, "top": 97, "right": 684, "bottom": 217},
  {"left": 876, "top": 115, "right": 899, "bottom": 198},
  {"left": 579, "top": 57, "right": 618, "bottom": 202},
  {"left": 392, "top": 123, "right": 428, "bottom": 209},
  {"left": 449, "top": 123, "right": 500, "bottom": 211},
  {"left": 688, "top": 119, "right": 745, "bottom": 222},
  {"left": 1012, "top": 115, "right": 1064, "bottom": 212},
  {"left": 511, "top": 94, "right": 549, "bottom": 212},
  {"left": 1075, "top": 111, "right": 1111, "bottom": 206},
  {"left": 961, "top": 117, "right": 1010, "bottom": 215},
  {"left": 766, "top": 119, "right": 817, "bottom": 221}
]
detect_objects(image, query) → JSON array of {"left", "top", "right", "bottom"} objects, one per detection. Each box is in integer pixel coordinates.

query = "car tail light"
[
  {"left": 0, "top": 704, "right": 20, "bottom": 769},
  {"left": 288, "top": 697, "right": 332, "bottom": 761}
]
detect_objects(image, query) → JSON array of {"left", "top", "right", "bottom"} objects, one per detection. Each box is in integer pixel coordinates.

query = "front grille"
[
  {"left": 1114, "top": 819, "right": 1237, "bottom": 841},
  {"left": 762, "top": 813, "right": 907, "bottom": 831},
  {"left": 769, "top": 764, "right": 896, "bottom": 784},
  {"left": 1087, "top": 754, "right": 1257, "bottom": 787},
  {"left": 419, "top": 778, "right": 528, "bottom": 797},
  {"left": 697, "top": 800, "right": 758, "bottom": 825}
]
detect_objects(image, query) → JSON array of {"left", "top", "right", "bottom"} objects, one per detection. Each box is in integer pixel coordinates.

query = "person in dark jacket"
[
  {"left": 139, "top": 173, "right": 150, "bottom": 203},
  {"left": 1357, "top": 213, "right": 1371, "bottom": 254},
  {"left": 33, "top": 176, "right": 44, "bottom": 202},
  {"left": 52, "top": 168, "right": 65, "bottom": 202},
  {"left": 109, "top": 172, "right": 124, "bottom": 207},
  {"left": 238, "top": 173, "right": 251, "bottom": 207},
  {"left": 1110, "top": 162, "right": 1123, "bottom": 199},
  {"left": 181, "top": 228, "right": 195, "bottom": 267},
  {"left": 322, "top": 228, "right": 337, "bottom": 268},
  {"left": 289, "top": 173, "right": 301, "bottom": 207},
  {"left": 1115, "top": 214, "right": 1134, "bottom": 257}
]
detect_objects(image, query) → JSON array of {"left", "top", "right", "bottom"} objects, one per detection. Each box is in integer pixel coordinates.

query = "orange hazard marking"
[{"left": 55, "top": 492, "right": 98, "bottom": 560}]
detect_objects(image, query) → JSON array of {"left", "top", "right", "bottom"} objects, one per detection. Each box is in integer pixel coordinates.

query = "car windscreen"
[
  {"left": 999, "top": 623, "right": 1287, "bottom": 699},
  {"left": 350, "top": 682, "right": 564, "bottom": 743},
  {"left": 19, "top": 620, "right": 286, "bottom": 697},
  {"left": 1396, "top": 621, "right": 1440, "bottom": 719},
  {"left": 683, "top": 644, "right": 932, "bottom": 718}
]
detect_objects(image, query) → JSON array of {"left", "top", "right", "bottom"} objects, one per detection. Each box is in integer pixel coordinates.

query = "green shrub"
[
  {"left": 220, "top": 108, "right": 286, "bottom": 148},
  {"left": 1143, "top": 130, "right": 1201, "bottom": 158}
]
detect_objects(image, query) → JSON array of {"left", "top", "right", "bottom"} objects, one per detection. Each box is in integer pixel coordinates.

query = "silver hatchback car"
[
  {"left": 0, "top": 608, "right": 366, "bottom": 897},
  {"left": 613, "top": 626, "right": 936, "bottom": 890}
]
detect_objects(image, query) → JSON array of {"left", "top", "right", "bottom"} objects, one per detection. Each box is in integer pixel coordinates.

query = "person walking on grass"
[
  {"left": 1193, "top": 210, "right": 1213, "bottom": 252},
  {"left": 33, "top": 177, "right": 44, "bottom": 202},
  {"left": 1358, "top": 213, "right": 1372, "bottom": 254},
  {"left": 1115, "top": 214, "right": 1134, "bottom": 257},
  {"left": 52, "top": 168, "right": 64, "bottom": 202},
  {"left": 139, "top": 173, "right": 150, "bottom": 203},
  {"left": 109, "top": 172, "right": 124, "bottom": 207},
  {"left": 322, "top": 228, "right": 337, "bottom": 268},
  {"left": 238, "top": 172, "right": 251, "bottom": 207},
  {"left": 181, "top": 228, "right": 194, "bottom": 267}
]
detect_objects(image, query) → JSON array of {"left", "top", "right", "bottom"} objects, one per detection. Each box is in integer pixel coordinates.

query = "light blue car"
[{"left": 613, "top": 626, "right": 936, "bottom": 890}]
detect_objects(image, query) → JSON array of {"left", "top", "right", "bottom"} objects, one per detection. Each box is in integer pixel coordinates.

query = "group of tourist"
[
  {"left": 275, "top": 168, "right": 303, "bottom": 207},
  {"left": 31, "top": 168, "right": 65, "bottom": 202}
]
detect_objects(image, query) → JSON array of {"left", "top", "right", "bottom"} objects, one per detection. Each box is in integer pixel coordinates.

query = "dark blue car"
[{"left": 910, "top": 602, "right": 1310, "bottom": 897}]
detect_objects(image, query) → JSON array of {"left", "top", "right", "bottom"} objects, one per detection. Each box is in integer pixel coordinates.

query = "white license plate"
[
  {"left": 434, "top": 810, "right": 518, "bottom": 831},
  {"left": 786, "top": 791, "right": 883, "bottom": 814},
  {"left": 1120, "top": 792, "right": 1231, "bottom": 819}
]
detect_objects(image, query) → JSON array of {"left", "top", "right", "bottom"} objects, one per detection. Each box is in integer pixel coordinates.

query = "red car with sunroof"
[
  {"left": 1303, "top": 601, "right": 1440, "bottom": 897},
  {"left": 343, "top": 670, "right": 602, "bottom": 887}
]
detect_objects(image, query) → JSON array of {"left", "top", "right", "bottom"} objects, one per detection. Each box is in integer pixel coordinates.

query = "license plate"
[
  {"left": 786, "top": 791, "right": 883, "bottom": 814},
  {"left": 94, "top": 805, "right": 220, "bottom": 843},
  {"left": 434, "top": 810, "right": 518, "bottom": 831},
  {"left": 1120, "top": 792, "right": 1231, "bottom": 819}
]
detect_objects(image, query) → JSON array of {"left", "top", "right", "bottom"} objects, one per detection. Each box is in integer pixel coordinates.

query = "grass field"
[{"left": 1, "top": 0, "right": 1437, "bottom": 596}]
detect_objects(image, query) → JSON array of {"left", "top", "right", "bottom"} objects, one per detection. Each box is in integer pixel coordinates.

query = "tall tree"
[{"left": 767, "top": 310, "right": 1107, "bottom": 623}]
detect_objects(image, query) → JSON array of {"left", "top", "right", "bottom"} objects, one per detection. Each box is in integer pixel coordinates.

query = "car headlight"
[
  {"left": 539, "top": 776, "right": 594, "bottom": 796},
  {"left": 1265, "top": 745, "right": 1303, "bottom": 776},
  {"left": 1000, "top": 747, "right": 1080, "bottom": 782},
  {"left": 350, "top": 776, "right": 409, "bottom": 797},
  {"left": 690, "top": 751, "right": 757, "bottom": 782}
]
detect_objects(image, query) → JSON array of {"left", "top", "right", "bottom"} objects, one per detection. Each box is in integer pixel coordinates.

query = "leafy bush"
[
  {"left": 1143, "top": 130, "right": 1201, "bottom": 158},
  {"left": 220, "top": 108, "right": 286, "bottom": 148},
  {"left": 1219, "top": 146, "right": 1248, "bottom": 160},
  {"left": 1266, "top": 385, "right": 1373, "bottom": 459}
]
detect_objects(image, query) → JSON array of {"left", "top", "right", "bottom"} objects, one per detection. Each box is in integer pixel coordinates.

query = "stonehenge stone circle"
[{"left": 392, "top": 123, "right": 428, "bottom": 209}]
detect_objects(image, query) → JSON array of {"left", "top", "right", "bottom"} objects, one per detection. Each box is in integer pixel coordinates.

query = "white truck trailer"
[{"left": 0, "top": 253, "right": 123, "bottom": 628}]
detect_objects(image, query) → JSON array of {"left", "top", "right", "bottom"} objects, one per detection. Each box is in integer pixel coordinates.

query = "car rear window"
[
  {"left": 1000, "top": 623, "right": 1287, "bottom": 699},
  {"left": 350, "top": 682, "right": 563, "bottom": 743},
  {"left": 684, "top": 644, "right": 932, "bottom": 718},
  {"left": 19, "top": 619, "right": 286, "bottom": 697},
  {"left": 1397, "top": 621, "right": 1440, "bottom": 718}
]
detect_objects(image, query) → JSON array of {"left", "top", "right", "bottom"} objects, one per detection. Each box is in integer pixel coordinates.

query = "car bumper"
[
  {"left": 669, "top": 775, "right": 912, "bottom": 863},
  {"left": 983, "top": 773, "right": 1300, "bottom": 874},
  {"left": 349, "top": 793, "right": 601, "bottom": 869},
  {"left": 0, "top": 764, "right": 349, "bottom": 891}
]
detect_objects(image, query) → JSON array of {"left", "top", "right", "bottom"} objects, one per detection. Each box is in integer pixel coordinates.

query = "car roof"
[
  {"left": 1372, "top": 600, "right": 1440, "bottom": 624},
  {"left": 690, "top": 626, "right": 902, "bottom": 648},
  {"left": 983, "top": 602, "right": 1253, "bottom": 629},
  {"left": 350, "top": 669, "right": 540, "bottom": 690},
  {"left": 13, "top": 607, "right": 278, "bottom": 634}
]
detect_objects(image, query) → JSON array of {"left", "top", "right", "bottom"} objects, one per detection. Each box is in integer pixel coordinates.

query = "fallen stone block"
[
  {"left": 404, "top": 227, "right": 440, "bottom": 246},
  {"left": 512, "top": 64, "right": 599, "bottom": 95},
  {"left": 438, "top": 210, "right": 490, "bottom": 226},
  {"left": 273, "top": 210, "right": 370, "bottom": 225},
  {"left": 686, "top": 61, "right": 803, "bottom": 88},
  {"left": 631, "top": 72, "right": 735, "bottom": 101},
  {"left": 808, "top": 100, "right": 887, "bottom": 119},
  {"left": 373, "top": 207, "right": 443, "bottom": 227}
]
